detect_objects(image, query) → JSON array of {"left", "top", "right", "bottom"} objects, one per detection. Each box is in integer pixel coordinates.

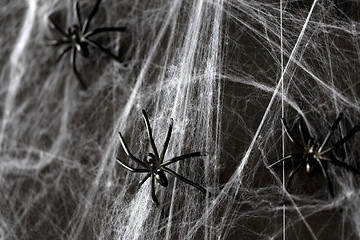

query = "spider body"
[
  {"left": 68, "top": 25, "right": 89, "bottom": 57},
  {"left": 144, "top": 153, "right": 168, "bottom": 187},
  {"left": 300, "top": 139, "right": 319, "bottom": 175},
  {"left": 46, "top": 0, "right": 127, "bottom": 89},
  {"left": 116, "top": 110, "right": 208, "bottom": 205},
  {"left": 269, "top": 113, "right": 360, "bottom": 197}
]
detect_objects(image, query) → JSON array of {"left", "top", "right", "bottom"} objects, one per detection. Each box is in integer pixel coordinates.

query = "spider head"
[
  {"left": 145, "top": 153, "right": 156, "bottom": 165},
  {"left": 73, "top": 24, "right": 80, "bottom": 33},
  {"left": 68, "top": 25, "right": 80, "bottom": 37},
  {"left": 306, "top": 137, "right": 319, "bottom": 158},
  {"left": 68, "top": 25, "right": 89, "bottom": 57},
  {"left": 308, "top": 138, "right": 319, "bottom": 150}
]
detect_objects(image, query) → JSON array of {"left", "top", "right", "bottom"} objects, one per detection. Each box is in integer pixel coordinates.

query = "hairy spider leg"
[
  {"left": 44, "top": 39, "right": 71, "bottom": 46},
  {"left": 161, "top": 152, "right": 204, "bottom": 167},
  {"left": 82, "top": 0, "right": 102, "bottom": 33},
  {"left": 138, "top": 173, "right": 151, "bottom": 187},
  {"left": 75, "top": 2, "right": 82, "bottom": 28},
  {"left": 142, "top": 110, "right": 161, "bottom": 163},
  {"left": 118, "top": 132, "right": 148, "bottom": 169},
  {"left": 84, "top": 27, "right": 128, "bottom": 38},
  {"left": 83, "top": 38, "right": 121, "bottom": 61},
  {"left": 320, "top": 156, "right": 360, "bottom": 174},
  {"left": 162, "top": 166, "right": 207, "bottom": 194},
  {"left": 297, "top": 117, "right": 310, "bottom": 147},
  {"left": 281, "top": 118, "right": 304, "bottom": 149},
  {"left": 116, "top": 157, "right": 148, "bottom": 173},
  {"left": 82, "top": 27, "right": 127, "bottom": 61},
  {"left": 318, "top": 113, "right": 343, "bottom": 152},
  {"left": 267, "top": 153, "right": 303, "bottom": 168},
  {"left": 151, "top": 175, "right": 159, "bottom": 205},
  {"left": 56, "top": 46, "right": 72, "bottom": 62},
  {"left": 48, "top": 18, "right": 68, "bottom": 37},
  {"left": 70, "top": 48, "right": 87, "bottom": 89},
  {"left": 322, "top": 125, "right": 360, "bottom": 155},
  {"left": 159, "top": 118, "right": 173, "bottom": 163},
  {"left": 286, "top": 160, "right": 305, "bottom": 190}
]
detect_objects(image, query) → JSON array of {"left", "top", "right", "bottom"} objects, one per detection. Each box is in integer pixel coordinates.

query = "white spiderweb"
[{"left": 0, "top": 0, "right": 360, "bottom": 239}]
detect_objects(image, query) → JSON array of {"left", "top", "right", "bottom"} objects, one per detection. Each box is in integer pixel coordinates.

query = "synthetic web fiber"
[{"left": 0, "top": 0, "right": 360, "bottom": 239}]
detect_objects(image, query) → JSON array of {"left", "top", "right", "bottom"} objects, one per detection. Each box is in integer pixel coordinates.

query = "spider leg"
[
  {"left": 159, "top": 118, "right": 173, "bottom": 163},
  {"left": 116, "top": 157, "right": 148, "bottom": 173},
  {"left": 268, "top": 153, "right": 303, "bottom": 168},
  {"left": 298, "top": 116, "right": 312, "bottom": 147},
  {"left": 56, "top": 46, "right": 72, "bottom": 62},
  {"left": 83, "top": 27, "right": 127, "bottom": 38},
  {"left": 142, "top": 110, "right": 161, "bottom": 161},
  {"left": 118, "top": 132, "right": 148, "bottom": 168},
  {"left": 82, "top": 0, "right": 102, "bottom": 33},
  {"left": 281, "top": 118, "right": 304, "bottom": 149},
  {"left": 161, "top": 152, "right": 204, "bottom": 167},
  {"left": 70, "top": 48, "right": 87, "bottom": 90},
  {"left": 322, "top": 125, "right": 360, "bottom": 155},
  {"left": 48, "top": 18, "right": 68, "bottom": 37},
  {"left": 318, "top": 113, "right": 343, "bottom": 152},
  {"left": 285, "top": 160, "right": 305, "bottom": 191},
  {"left": 162, "top": 166, "right": 207, "bottom": 194},
  {"left": 75, "top": 1, "right": 82, "bottom": 28},
  {"left": 138, "top": 173, "right": 151, "bottom": 187},
  {"left": 83, "top": 38, "right": 120, "bottom": 61},
  {"left": 317, "top": 160, "right": 334, "bottom": 197},
  {"left": 151, "top": 175, "right": 159, "bottom": 205},
  {"left": 320, "top": 156, "right": 360, "bottom": 174},
  {"left": 44, "top": 39, "right": 70, "bottom": 46}
]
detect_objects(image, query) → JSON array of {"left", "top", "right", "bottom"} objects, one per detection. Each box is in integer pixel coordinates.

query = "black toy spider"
[
  {"left": 46, "top": 0, "right": 126, "bottom": 89},
  {"left": 116, "top": 109, "right": 208, "bottom": 205},
  {"left": 268, "top": 113, "right": 360, "bottom": 197}
]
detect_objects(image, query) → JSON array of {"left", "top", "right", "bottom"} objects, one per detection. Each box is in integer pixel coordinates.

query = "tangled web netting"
[{"left": 0, "top": 0, "right": 360, "bottom": 239}]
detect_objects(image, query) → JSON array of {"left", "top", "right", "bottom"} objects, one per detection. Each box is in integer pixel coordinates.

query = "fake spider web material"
[{"left": 0, "top": 0, "right": 360, "bottom": 239}]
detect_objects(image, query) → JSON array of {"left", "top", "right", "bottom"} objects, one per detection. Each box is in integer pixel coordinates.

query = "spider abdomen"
[
  {"left": 78, "top": 42, "right": 89, "bottom": 58},
  {"left": 155, "top": 170, "right": 168, "bottom": 187},
  {"left": 306, "top": 162, "right": 313, "bottom": 175}
]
